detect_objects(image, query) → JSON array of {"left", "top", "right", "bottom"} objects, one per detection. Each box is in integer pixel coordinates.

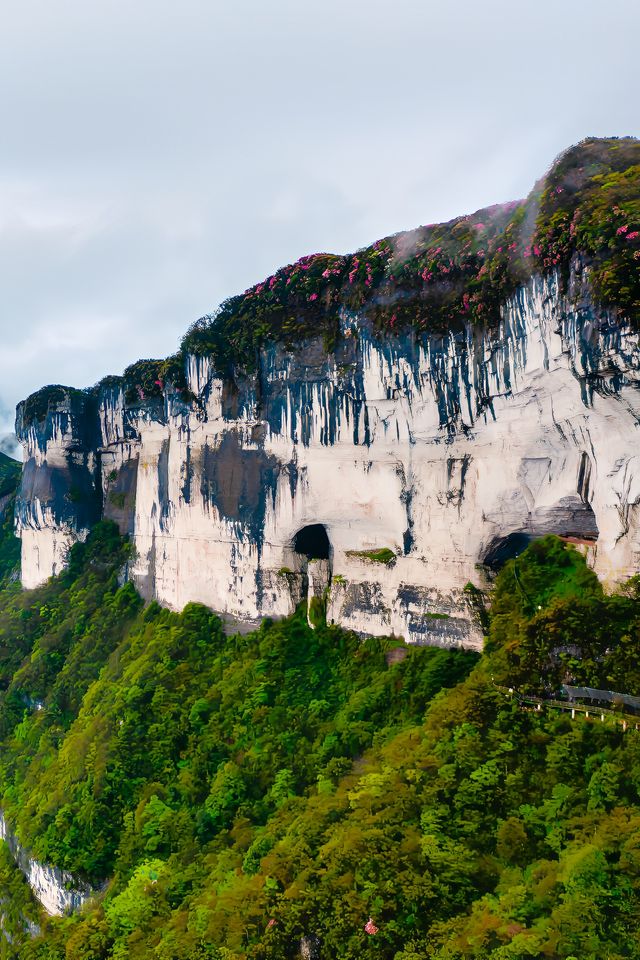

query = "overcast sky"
[{"left": 1, "top": 0, "right": 639, "bottom": 456}]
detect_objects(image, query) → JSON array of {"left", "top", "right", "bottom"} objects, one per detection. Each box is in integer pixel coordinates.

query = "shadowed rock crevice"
[
  {"left": 483, "top": 533, "right": 533, "bottom": 571},
  {"left": 200, "top": 432, "right": 280, "bottom": 537}
]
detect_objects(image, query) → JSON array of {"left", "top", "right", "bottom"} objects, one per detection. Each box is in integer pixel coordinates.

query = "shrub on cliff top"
[
  {"left": 19, "top": 384, "right": 87, "bottom": 429},
  {"left": 181, "top": 137, "right": 640, "bottom": 372},
  {"left": 20, "top": 352, "right": 195, "bottom": 431}
]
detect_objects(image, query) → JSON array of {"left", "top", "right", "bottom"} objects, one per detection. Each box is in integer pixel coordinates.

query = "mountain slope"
[
  {"left": 0, "top": 452, "right": 20, "bottom": 501},
  {"left": 0, "top": 529, "right": 638, "bottom": 958},
  {"left": 0, "top": 451, "right": 21, "bottom": 585}
]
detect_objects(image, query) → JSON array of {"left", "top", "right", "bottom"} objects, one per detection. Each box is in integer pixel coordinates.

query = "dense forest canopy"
[
  {"left": 0, "top": 454, "right": 20, "bottom": 501},
  {"left": 0, "top": 464, "right": 638, "bottom": 959}
]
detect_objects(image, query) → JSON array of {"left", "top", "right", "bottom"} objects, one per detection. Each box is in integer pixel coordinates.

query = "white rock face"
[
  {"left": 0, "top": 813, "right": 92, "bottom": 916},
  {"left": 15, "top": 269, "right": 640, "bottom": 649}
]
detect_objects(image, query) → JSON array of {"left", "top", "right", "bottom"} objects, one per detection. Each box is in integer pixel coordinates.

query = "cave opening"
[
  {"left": 483, "top": 532, "right": 532, "bottom": 572},
  {"left": 293, "top": 524, "right": 331, "bottom": 561}
]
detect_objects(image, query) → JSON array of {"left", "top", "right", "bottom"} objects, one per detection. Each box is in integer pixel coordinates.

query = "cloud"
[
  {"left": 0, "top": 401, "right": 20, "bottom": 460},
  {"left": 0, "top": 435, "right": 20, "bottom": 460}
]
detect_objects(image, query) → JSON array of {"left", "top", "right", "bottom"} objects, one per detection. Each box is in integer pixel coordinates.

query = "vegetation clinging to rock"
[
  {"left": 17, "top": 138, "right": 640, "bottom": 428},
  {"left": 182, "top": 137, "right": 640, "bottom": 371}
]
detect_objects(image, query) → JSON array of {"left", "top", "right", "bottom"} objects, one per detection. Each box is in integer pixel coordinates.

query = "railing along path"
[{"left": 493, "top": 682, "right": 640, "bottom": 732}]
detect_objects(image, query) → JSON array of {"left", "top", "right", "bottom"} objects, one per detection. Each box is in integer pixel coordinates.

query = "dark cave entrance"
[
  {"left": 293, "top": 524, "right": 331, "bottom": 561},
  {"left": 293, "top": 524, "right": 332, "bottom": 628},
  {"left": 483, "top": 532, "right": 532, "bottom": 572}
]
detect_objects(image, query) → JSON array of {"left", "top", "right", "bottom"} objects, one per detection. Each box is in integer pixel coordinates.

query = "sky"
[{"left": 1, "top": 0, "right": 639, "bottom": 456}]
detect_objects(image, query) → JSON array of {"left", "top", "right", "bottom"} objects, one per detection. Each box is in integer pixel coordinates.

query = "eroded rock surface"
[{"left": 14, "top": 269, "right": 640, "bottom": 649}]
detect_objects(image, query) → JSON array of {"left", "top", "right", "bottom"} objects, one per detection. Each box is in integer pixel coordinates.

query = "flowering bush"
[
  {"left": 121, "top": 355, "right": 192, "bottom": 406},
  {"left": 180, "top": 138, "right": 639, "bottom": 371},
  {"left": 534, "top": 138, "right": 640, "bottom": 316}
]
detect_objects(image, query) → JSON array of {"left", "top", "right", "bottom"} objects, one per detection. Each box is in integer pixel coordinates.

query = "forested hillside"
[
  {"left": 0, "top": 518, "right": 638, "bottom": 958},
  {"left": 0, "top": 452, "right": 20, "bottom": 587}
]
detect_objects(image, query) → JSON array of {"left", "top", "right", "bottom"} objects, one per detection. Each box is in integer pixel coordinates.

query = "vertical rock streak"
[{"left": 14, "top": 271, "right": 640, "bottom": 647}]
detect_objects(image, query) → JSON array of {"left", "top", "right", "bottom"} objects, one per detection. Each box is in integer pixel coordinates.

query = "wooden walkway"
[{"left": 494, "top": 683, "right": 640, "bottom": 732}]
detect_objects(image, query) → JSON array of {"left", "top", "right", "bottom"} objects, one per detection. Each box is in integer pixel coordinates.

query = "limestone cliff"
[
  {"left": 13, "top": 139, "right": 640, "bottom": 648},
  {"left": 14, "top": 265, "right": 640, "bottom": 648},
  {"left": 0, "top": 814, "right": 91, "bottom": 917}
]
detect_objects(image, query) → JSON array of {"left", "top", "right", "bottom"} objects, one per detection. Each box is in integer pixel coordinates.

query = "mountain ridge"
[{"left": 18, "top": 136, "right": 640, "bottom": 420}]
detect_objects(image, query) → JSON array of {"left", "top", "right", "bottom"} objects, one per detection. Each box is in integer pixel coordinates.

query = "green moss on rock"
[{"left": 345, "top": 547, "right": 397, "bottom": 565}]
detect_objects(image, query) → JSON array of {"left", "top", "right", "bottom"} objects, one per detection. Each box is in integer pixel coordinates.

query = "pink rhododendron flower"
[
  {"left": 364, "top": 918, "right": 379, "bottom": 935},
  {"left": 617, "top": 225, "right": 629, "bottom": 235},
  {"left": 154, "top": 379, "right": 164, "bottom": 389},
  {"left": 626, "top": 231, "right": 639, "bottom": 240},
  {"left": 309, "top": 293, "right": 318, "bottom": 301},
  {"left": 533, "top": 245, "right": 541, "bottom": 256},
  {"left": 267, "top": 919, "right": 277, "bottom": 929}
]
